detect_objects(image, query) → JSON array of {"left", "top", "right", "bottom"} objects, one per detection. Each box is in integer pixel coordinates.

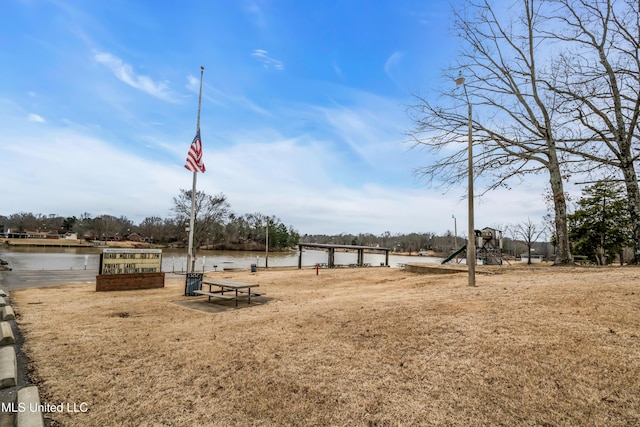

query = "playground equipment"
[
  {"left": 477, "top": 227, "right": 503, "bottom": 265},
  {"left": 442, "top": 227, "right": 503, "bottom": 265}
]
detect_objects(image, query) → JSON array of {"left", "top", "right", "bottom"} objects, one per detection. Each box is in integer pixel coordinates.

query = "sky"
[{"left": 0, "top": 0, "right": 552, "bottom": 237}]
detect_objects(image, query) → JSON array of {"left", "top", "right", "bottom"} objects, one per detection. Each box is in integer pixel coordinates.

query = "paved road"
[{"left": 0, "top": 269, "right": 99, "bottom": 291}]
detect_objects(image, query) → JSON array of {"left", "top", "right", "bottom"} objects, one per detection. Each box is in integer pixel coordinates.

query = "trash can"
[
  {"left": 184, "top": 273, "right": 203, "bottom": 296},
  {"left": 250, "top": 264, "right": 257, "bottom": 273}
]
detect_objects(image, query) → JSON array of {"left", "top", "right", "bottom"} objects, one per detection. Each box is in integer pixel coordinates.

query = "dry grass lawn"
[{"left": 12, "top": 265, "right": 640, "bottom": 426}]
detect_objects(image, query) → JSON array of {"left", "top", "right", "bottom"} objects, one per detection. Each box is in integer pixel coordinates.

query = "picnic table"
[{"left": 193, "top": 279, "right": 263, "bottom": 307}]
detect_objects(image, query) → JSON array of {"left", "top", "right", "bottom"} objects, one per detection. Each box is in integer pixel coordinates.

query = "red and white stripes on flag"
[{"left": 184, "top": 130, "right": 206, "bottom": 173}]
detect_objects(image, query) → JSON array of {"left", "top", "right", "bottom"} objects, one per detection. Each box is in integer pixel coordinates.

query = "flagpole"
[{"left": 187, "top": 65, "right": 204, "bottom": 274}]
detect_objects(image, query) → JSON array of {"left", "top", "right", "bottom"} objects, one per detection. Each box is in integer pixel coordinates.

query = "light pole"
[
  {"left": 455, "top": 71, "right": 476, "bottom": 287},
  {"left": 452, "top": 214, "right": 458, "bottom": 251},
  {"left": 265, "top": 219, "right": 269, "bottom": 268},
  {"left": 451, "top": 214, "right": 458, "bottom": 251}
]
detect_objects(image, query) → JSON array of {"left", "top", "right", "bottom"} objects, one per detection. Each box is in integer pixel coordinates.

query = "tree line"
[
  {"left": 407, "top": 0, "right": 640, "bottom": 265},
  {"left": 0, "top": 207, "right": 461, "bottom": 254},
  {"left": 1, "top": 199, "right": 541, "bottom": 258},
  {"left": 1, "top": 182, "right": 629, "bottom": 264},
  {"left": 0, "top": 190, "right": 300, "bottom": 252}
]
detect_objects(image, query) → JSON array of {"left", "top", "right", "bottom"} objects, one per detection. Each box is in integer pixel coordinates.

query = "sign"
[{"left": 99, "top": 248, "right": 162, "bottom": 275}]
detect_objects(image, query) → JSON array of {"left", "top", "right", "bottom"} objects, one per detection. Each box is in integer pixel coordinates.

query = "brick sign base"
[{"left": 96, "top": 273, "right": 165, "bottom": 292}]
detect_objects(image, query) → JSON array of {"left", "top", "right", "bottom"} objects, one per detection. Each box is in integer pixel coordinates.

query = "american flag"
[{"left": 184, "top": 130, "right": 206, "bottom": 173}]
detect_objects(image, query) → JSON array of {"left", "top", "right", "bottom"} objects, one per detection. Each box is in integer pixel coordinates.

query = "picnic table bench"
[{"left": 194, "top": 279, "right": 264, "bottom": 307}]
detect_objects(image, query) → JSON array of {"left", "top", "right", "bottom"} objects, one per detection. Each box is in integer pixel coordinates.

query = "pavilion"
[{"left": 297, "top": 243, "right": 392, "bottom": 269}]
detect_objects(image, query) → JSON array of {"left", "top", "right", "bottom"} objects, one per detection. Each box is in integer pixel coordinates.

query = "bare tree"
[
  {"left": 407, "top": 0, "right": 573, "bottom": 264},
  {"left": 139, "top": 216, "right": 164, "bottom": 242},
  {"left": 7, "top": 212, "right": 38, "bottom": 232},
  {"left": 512, "top": 218, "right": 546, "bottom": 264},
  {"left": 543, "top": 0, "right": 640, "bottom": 262},
  {"left": 172, "top": 190, "right": 230, "bottom": 256}
]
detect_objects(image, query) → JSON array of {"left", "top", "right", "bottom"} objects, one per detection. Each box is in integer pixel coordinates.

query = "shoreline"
[
  {"left": 2, "top": 238, "right": 447, "bottom": 257},
  {"left": 1, "top": 238, "right": 99, "bottom": 248}
]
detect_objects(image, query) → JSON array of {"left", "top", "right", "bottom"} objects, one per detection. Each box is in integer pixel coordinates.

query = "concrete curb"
[
  {"left": 16, "top": 386, "right": 45, "bottom": 427},
  {"left": 404, "top": 263, "right": 468, "bottom": 274},
  {"left": 0, "top": 306, "right": 15, "bottom": 321},
  {"left": 0, "top": 322, "right": 15, "bottom": 346},
  {"left": 0, "top": 346, "right": 17, "bottom": 389},
  {"left": 0, "top": 294, "right": 45, "bottom": 427},
  {"left": 0, "top": 297, "right": 6, "bottom": 308}
]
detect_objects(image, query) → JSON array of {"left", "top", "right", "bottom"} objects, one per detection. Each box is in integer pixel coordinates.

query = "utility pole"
[{"left": 456, "top": 71, "right": 476, "bottom": 286}]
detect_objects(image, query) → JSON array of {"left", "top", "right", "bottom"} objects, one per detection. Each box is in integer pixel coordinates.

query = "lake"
[{"left": 0, "top": 246, "right": 442, "bottom": 272}]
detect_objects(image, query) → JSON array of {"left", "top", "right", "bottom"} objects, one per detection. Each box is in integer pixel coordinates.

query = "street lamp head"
[{"left": 455, "top": 71, "right": 466, "bottom": 87}]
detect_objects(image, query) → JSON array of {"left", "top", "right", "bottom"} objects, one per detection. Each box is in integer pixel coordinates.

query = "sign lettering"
[{"left": 99, "top": 249, "right": 163, "bottom": 275}]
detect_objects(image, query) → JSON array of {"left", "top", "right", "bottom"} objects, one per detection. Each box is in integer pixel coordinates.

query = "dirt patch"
[{"left": 10, "top": 266, "right": 640, "bottom": 426}]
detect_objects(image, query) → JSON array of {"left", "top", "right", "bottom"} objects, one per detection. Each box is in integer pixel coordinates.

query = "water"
[{"left": 0, "top": 246, "right": 442, "bottom": 272}]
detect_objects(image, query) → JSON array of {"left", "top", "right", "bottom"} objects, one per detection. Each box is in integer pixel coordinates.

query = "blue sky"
[{"left": 0, "top": 0, "right": 550, "bottom": 236}]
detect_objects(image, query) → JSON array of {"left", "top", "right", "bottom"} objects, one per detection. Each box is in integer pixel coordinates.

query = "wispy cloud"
[
  {"left": 28, "top": 113, "right": 45, "bottom": 123},
  {"left": 243, "top": 0, "right": 267, "bottom": 27},
  {"left": 251, "top": 49, "right": 284, "bottom": 71},
  {"left": 384, "top": 50, "right": 405, "bottom": 85},
  {"left": 332, "top": 60, "right": 344, "bottom": 79},
  {"left": 185, "top": 74, "right": 270, "bottom": 115},
  {"left": 186, "top": 74, "right": 201, "bottom": 93},
  {"left": 313, "top": 92, "right": 410, "bottom": 169},
  {"left": 94, "top": 51, "right": 174, "bottom": 101}
]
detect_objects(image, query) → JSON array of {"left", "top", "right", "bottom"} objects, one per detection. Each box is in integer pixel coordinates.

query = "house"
[
  {"left": 126, "top": 232, "right": 142, "bottom": 242},
  {"left": 520, "top": 253, "right": 544, "bottom": 263}
]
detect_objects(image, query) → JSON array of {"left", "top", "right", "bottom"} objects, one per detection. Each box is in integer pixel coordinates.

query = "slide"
[{"left": 441, "top": 244, "right": 466, "bottom": 264}]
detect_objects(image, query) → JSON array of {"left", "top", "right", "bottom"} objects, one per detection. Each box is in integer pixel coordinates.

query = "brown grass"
[{"left": 12, "top": 265, "right": 640, "bottom": 426}]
